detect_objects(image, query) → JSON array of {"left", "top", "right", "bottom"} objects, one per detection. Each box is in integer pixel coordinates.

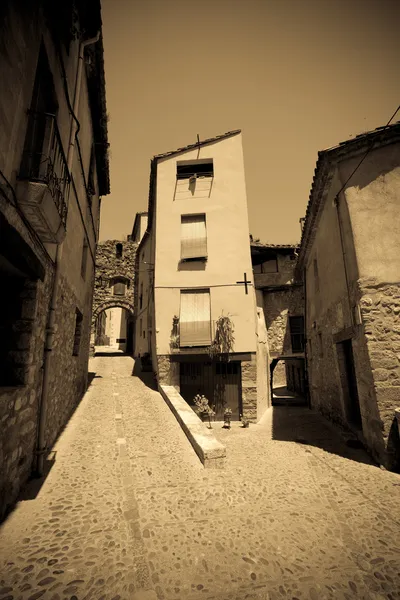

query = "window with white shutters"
[
  {"left": 179, "top": 289, "right": 211, "bottom": 346},
  {"left": 181, "top": 214, "right": 207, "bottom": 260}
]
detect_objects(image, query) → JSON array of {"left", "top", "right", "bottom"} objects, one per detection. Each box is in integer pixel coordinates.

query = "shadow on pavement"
[
  {"left": 132, "top": 359, "right": 158, "bottom": 390},
  {"left": 87, "top": 371, "right": 102, "bottom": 387},
  {"left": 18, "top": 451, "right": 57, "bottom": 502},
  {"left": 272, "top": 405, "right": 378, "bottom": 467}
]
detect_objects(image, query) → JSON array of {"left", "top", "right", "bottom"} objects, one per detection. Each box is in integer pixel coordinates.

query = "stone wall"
[
  {"left": 262, "top": 286, "right": 304, "bottom": 391},
  {"left": 307, "top": 297, "right": 352, "bottom": 427},
  {"left": 0, "top": 0, "right": 109, "bottom": 520},
  {"left": 0, "top": 271, "right": 53, "bottom": 519},
  {"left": 157, "top": 355, "right": 180, "bottom": 390},
  {"left": 91, "top": 239, "right": 137, "bottom": 351},
  {"left": 359, "top": 279, "right": 400, "bottom": 470},
  {"left": 44, "top": 270, "right": 94, "bottom": 451},
  {"left": 241, "top": 353, "right": 257, "bottom": 421}
]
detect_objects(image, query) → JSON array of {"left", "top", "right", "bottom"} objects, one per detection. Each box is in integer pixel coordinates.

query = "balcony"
[{"left": 17, "top": 111, "right": 70, "bottom": 244}]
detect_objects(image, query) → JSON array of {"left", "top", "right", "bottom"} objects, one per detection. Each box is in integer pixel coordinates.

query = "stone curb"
[{"left": 159, "top": 385, "right": 226, "bottom": 468}]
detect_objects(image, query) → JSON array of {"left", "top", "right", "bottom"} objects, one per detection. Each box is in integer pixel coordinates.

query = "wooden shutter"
[
  {"left": 181, "top": 215, "right": 207, "bottom": 260},
  {"left": 180, "top": 290, "right": 211, "bottom": 346}
]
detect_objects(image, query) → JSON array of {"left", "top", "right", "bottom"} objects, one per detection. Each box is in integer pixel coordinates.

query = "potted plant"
[
  {"left": 223, "top": 407, "right": 232, "bottom": 429},
  {"left": 240, "top": 414, "right": 249, "bottom": 428},
  {"left": 193, "top": 394, "right": 215, "bottom": 428}
]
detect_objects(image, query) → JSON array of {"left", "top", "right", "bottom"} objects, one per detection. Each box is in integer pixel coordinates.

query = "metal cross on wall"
[{"left": 236, "top": 272, "right": 252, "bottom": 294}]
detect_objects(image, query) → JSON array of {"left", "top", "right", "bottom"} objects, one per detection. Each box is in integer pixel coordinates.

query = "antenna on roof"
[{"left": 196, "top": 134, "right": 200, "bottom": 159}]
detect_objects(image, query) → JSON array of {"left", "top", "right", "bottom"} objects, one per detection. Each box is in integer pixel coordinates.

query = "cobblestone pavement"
[{"left": 1, "top": 354, "right": 400, "bottom": 600}]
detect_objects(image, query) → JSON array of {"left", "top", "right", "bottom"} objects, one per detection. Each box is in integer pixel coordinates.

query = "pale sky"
[{"left": 99, "top": 0, "right": 400, "bottom": 244}]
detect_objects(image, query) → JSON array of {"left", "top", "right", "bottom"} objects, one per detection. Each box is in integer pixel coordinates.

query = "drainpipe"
[
  {"left": 334, "top": 193, "right": 354, "bottom": 328},
  {"left": 36, "top": 32, "right": 101, "bottom": 476}
]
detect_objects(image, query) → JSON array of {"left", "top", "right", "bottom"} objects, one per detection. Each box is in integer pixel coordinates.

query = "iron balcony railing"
[{"left": 19, "top": 110, "right": 70, "bottom": 226}]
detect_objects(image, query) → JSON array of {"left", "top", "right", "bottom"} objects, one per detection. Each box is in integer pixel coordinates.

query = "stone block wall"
[
  {"left": 44, "top": 271, "right": 94, "bottom": 451},
  {"left": 241, "top": 353, "right": 257, "bottom": 421},
  {"left": 91, "top": 239, "right": 137, "bottom": 350},
  {"left": 307, "top": 298, "right": 352, "bottom": 427},
  {"left": 263, "top": 286, "right": 304, "bottom": 356},
  {"left": 359, "top": 279, "right": 400, "bottom": 469},
  {"left": 157, "top": 355, "right": 180, "bottom": 390},
  {"left": 0, "top": 270, "right": 53, "bottom": 520}
]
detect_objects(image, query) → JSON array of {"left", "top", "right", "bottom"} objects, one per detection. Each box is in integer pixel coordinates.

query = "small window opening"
[
  {"left": 81, "top": 237, "right": 88, "bottom": 279},
  {"left": 116, "top": 243, "right": 123, "bottom": 258},
  {"left": 72, "top": 308, "right": 83, "bottom": 356},
  {"left": 113, "top": 280, "right": 126, "bottom": 296},
  {"left": 176, "top": 159, "right": 214, "bottom": 180}
]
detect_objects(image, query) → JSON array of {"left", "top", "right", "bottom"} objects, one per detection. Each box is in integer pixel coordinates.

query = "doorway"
[
  {"left": 179, "top": 360, "right": 242, "bottom": 420},
  {"left": 336, "top": 339, "right": 362, "bottom": 430}
]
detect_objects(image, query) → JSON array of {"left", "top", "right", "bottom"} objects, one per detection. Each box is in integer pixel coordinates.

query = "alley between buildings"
[{"left": 0, "top": 353, "right": 399, "bottom": 600}]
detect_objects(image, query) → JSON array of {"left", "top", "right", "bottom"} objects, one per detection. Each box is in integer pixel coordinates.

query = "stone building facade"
[
  {"left": 0, "top": 0, "right": 109, "bottom": 519},
  {"left": 91, "top": 238, "right": 137, "bottom": 354},
  {"left": 251, "top": 243, "right": 306, "bottom": 398},
  {"left": 297, "top": 122, "right": 400, "bottom": 471}
]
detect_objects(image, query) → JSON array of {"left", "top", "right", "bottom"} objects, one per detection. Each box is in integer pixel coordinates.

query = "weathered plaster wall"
[
  {"left": 305, "top": 173, "right": 356, "bottom": 425},
  {"left": 304, "top": 145, "right": 400, "bottom": 469},
  {"left": 134, "top": 233, "right": 153, "bottom": 359},
  {"left": 255, "top": 294, "right": 270, "bottom": 417},
  {"left": 153, "top": 133, "right": 257, "bottom": 356},
  {"left": 341, "top": 144, "right": 400, "bottom": 468}
]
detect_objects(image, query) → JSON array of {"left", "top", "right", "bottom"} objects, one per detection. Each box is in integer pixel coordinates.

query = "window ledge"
[{"left": 180, "top": 256, "right": 208, "bottom": 263}]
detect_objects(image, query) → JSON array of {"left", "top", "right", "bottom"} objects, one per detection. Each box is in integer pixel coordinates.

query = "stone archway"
[
  {"left": 90, "top": 238, "right": 137, "bottom": 356},
  {"left": 91, "top": 299, "right": 134, "bottom": 355}
]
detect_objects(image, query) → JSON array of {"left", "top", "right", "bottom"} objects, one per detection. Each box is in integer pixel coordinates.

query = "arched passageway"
[
  {"left": 91, "top": 300, "right": 134, "bottom": 356},
  {"left": 270, "top": 357, "right": 308, "bottom": 406}
]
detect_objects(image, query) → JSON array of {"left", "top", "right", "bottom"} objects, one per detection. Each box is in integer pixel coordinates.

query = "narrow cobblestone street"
[{"left": 1, "top": 354, "right": 400, "bottom": 600}]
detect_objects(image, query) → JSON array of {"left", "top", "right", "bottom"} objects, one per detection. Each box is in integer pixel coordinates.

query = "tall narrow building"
[{"left": 134, "top": 130, "right": 269, "bottom": 421}]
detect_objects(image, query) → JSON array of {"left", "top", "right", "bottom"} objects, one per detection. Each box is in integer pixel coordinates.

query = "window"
[
  {"left": 253, "top": 255, "right": 278, "bottom": 274},
  {"left": 113, "top": 280, "right": 126, "bottom": 296},
  {"left": 216, "top": 362, "right": 239, "bottom": 376},
  {"left": 181, "top": 214, "right": 207, "bottom": 261},
  {"left": 289, "top": 316, "right": 305, "bottom": 353},
  {"left": 176, "top": 159, "right": 214, "bottom": 180},
  {"left": 140, "top": 318, "right": 142, "bottom": 338},
  {"left": 116, "top": 243, "right": 123, "bottom": 258},
  {"left": 81, "top": 237, "right": 88, "bottom": 279},
  {"left": 180, "top": 289, "right": 211, "bottom": 347},
  {"left": 72, "top": 309, "right": 83, "bottom": 356},
  {"left": 20, "top": 43, "right": 58, "bottom": 180},
  {"left": 143, "top": 330, "right": 146, "bottom": 339},
  {"left": 140, "top": 282, "right": 143, "bottom": 309}
]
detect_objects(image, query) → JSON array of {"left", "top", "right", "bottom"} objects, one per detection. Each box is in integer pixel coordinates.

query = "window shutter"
[
  {"left": 180, "top": 290, "right": 211, "bottom": 346},
  {"left": 114, "top": 282, "right": 125, "bottom": 296},
  {"left": 181, "top": 215, "right": 207, "bottom": 260}
]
